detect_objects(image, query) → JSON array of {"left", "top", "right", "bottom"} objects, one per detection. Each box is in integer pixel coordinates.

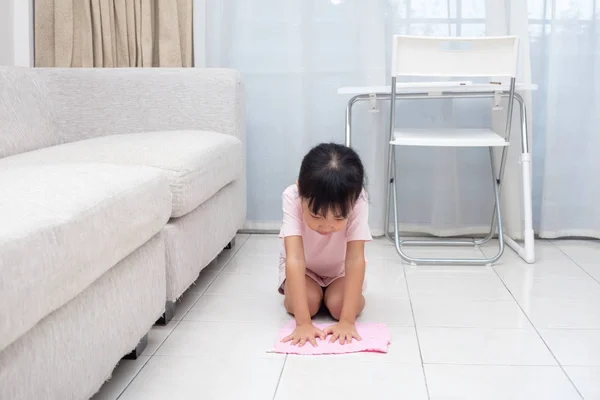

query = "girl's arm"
[
  {"left": 339, "top": 240, "right": 366, "bottom": 324},
  {"left": 284, "top": 236, "right": 312, "bottom": 325}
]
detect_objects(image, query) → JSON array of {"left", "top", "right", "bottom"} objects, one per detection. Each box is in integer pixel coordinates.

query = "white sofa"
[{"left": 0, "top": 67, "right": 246, "bottom": 399}]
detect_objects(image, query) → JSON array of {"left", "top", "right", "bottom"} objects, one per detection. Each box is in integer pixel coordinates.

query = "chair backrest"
[{"left": 391, "top": 36, "right": 519, "bottom": 78}]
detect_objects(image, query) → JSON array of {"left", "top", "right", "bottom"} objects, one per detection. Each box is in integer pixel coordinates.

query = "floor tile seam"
[
  {"left": 117, "top": 235, "right": 253, "bottom": 397},
  {"left": 114, "top": 355, "right": 153, "bottom": 400},
  {"left": 422, "top": 362, "right": 578, "bottom": 367},
  {"left": 415, "top": 326, "right": 543, "bottom": 330},
  {"left": 186, "top": 293, "right": 278, "bottom": 299},
  {"left": 284, "top": 358, "right": 425, "bottom": 366},
  {"left": 560, "top": 363, "right": 600, "bottom": 367},
  {"left": 272, "top": 355, "right": 288, "bottom": 400},
  {"left": 175, "top": 318, "right": 287, "bottom": 325},
  {"left": 538, "top": 328, "right": 600, "bottom": 331},
  {"left": 548, "top": 240, "right": 600, "bottom": 285},
  {"left": 489, "top": 263, "right": 586, "bottom": 399},
  {"left": 402, "top": 262, "right": 432, "bottom": 400},
  {"left": 178, "top": 233, "right": 251, "bottom": 319},
  {"left": 147, "top": 354, "right": 286, "bottom": 360}
]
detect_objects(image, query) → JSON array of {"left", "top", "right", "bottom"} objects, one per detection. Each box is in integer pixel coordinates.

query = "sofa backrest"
[
  {"left": 0, "top": 68, "right": 62, "bottom": 159},
  {"left": 36, "top": 68, "right": 244, "bottom": 144}
]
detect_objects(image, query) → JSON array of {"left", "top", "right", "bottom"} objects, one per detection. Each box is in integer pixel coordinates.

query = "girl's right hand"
[{"left": 281, "top": 324, "right": 326, "bottom": 347}]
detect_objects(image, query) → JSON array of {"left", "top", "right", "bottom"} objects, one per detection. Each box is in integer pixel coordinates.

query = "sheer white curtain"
[
  {"left": 530, "top": 0, "right": 600, "bottom": 239},
  {"left": 195, "top": 0, "right": 541, "bottom": 238}
]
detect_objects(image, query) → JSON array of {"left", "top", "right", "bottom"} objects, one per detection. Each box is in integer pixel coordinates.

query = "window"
[{"left": 390, "top": 0, "right": 487, "bottom": 36}]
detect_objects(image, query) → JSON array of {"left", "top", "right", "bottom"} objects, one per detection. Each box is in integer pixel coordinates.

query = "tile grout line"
[
  {"left": 412, "top": 242, "right": 583, "bottom": 398},
  {"left": 422, "top": 362, "right": 579, "bottom": 367},
  {"left": 114, "top": 234, "right": 252, "bottom": 400},
  {"left": 398, "top": 238, "right": 503, "bottom": 400},
  {"left": 401, "top": 261, "right": 432, "bottom": 400},
  {"left": 548, "top": 240, "right": 600, "bottom": 285},
  {"left": 155, "top": 234, "right": 252, "bottom": 349},
  {"left": 112, "top": 236, "right": 596, "bottom": 398},
  {"left": 272, "top": 354, "right": 288, "bottom": 400},
  {"left": 488, "top": 256, "right": 586, "bottom": 400},
  {"left": 110, "top": 356, "right": 152, "bottom": 400}
]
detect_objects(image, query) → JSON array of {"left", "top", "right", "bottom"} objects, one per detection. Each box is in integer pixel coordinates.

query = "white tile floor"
[{"left": 93, "top": 234, "right": 600, "bottom": 400}]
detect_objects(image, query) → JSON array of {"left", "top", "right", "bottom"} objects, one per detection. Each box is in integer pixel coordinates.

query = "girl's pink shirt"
[{"left": 279, "top": 184, "right": 372, "bottom": 278}]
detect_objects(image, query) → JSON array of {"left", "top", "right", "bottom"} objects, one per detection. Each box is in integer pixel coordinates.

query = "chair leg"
[
  {"left": 486, "top": 147, "right": 505, "bottom": 262},
  {"left": 384, "top": 126, "right": 397, "bottom": 241},
  {"left": 388, "top": 145, "right": 506, "bottom": 266},
  {"left": 474, "top": 143, "right": 509, "bottom": 247},
  {"left": 473, "top": 209, "right": 497, "bottom": 246}
]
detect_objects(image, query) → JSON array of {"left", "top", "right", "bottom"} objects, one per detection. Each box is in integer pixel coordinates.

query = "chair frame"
[{"left": 385, "top": 35, "right": 520, "bottom": 265}]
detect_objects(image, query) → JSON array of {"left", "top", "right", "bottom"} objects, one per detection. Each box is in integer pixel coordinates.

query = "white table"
[{"left": 338, "top": 82, "right": 538, "bottom": 264}]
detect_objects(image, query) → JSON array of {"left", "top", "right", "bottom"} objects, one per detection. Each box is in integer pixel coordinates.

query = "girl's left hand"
[{"left": 324, "top": 321, "right": 362, "bottom": 345}]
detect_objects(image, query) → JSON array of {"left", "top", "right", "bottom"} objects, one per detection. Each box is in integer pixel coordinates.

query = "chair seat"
[{"left": 391, "top": 128, "right": 508, "bottom": 147}]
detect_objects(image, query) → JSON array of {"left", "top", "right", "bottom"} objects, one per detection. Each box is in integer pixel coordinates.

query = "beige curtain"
[{"left": 35, "top": 0, "right": 193, "bottom": 67}]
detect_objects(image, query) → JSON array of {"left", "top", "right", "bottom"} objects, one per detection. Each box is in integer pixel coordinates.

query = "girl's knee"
[
  {"left": 326, "top": 293, "right": 365, "bottom": 321},
  {"left": 284, "top": 288, "right": 323, "bottom": 317},
  {"left": 308, "top": 296, "right": 321, "bottom": 317},
  {"left": 306, "top": 277, "right": 324, "bottom": 316},
  {"left": 325, "top": 293, "right": 344, "bottom": 320}
]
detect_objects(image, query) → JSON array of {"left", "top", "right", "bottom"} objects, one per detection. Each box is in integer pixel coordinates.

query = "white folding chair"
[{"left": 385, "top": 35, "right": 519, "bottom": 265}]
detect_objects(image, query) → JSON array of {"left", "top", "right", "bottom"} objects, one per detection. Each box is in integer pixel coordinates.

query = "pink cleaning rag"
[{"left": 271, "top": 321, "right": 391, "bottom": 355}]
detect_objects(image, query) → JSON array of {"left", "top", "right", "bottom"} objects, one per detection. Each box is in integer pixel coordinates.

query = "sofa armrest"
[{"left": 38, "top": 68, "right": 245, "bottom": 145}]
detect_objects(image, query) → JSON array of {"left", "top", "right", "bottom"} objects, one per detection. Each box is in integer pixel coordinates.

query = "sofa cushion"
[
  {"left": 0, "top": 164, "right": 172, "bottom": 352},
  {"left": 0, "top": 130, "right": 243, "bottom": 218},
  {"left": 0, "top": 67, "right": 61, "bottom": 159}
]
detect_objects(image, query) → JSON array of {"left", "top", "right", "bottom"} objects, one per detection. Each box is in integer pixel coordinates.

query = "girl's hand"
[
  {"left": 282, "top": 324, "right": 326, "bottom": 347},
  {"left": 325, "top": 321, "right": 362, "bottom": 345}
]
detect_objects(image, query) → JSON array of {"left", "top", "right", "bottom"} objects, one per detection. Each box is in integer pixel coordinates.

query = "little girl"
[{"left": 278, "top": 143, "right": 371, "bottom": 347}]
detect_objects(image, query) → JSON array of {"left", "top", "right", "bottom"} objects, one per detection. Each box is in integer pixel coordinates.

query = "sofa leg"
[
  {"left": 224, "top": 237, "right": 236, "bottom": 250},
  {"left": 155, "top": 301, "right": 175, "bottom": 326},
  {"left": 123, "top": 334, "right": 148, "bottom": 360}
]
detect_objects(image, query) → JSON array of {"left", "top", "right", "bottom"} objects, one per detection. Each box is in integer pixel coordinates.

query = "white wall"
[{"left": 0, "top": 0, "right": 33, "bottom": 66}]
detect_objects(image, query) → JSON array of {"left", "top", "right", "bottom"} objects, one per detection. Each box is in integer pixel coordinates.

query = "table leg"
[
  {"left": 345, "top": 95, "right": 364, "bottom": 147},
  {"left": 504, "top": 93, "right": 535, "bottom": 264},
  {"left": 345, "top": 98, "right": 352, "bottom": 147}
]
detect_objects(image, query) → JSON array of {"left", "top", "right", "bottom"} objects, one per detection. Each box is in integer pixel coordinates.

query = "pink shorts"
[{"left": 278, "top": 260, "right": 367, "bottom": 294}]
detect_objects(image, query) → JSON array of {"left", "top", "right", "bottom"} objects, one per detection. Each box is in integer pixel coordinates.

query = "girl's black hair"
[{"left": 298, "top": 142, "right": 365, "bottom": 218}]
